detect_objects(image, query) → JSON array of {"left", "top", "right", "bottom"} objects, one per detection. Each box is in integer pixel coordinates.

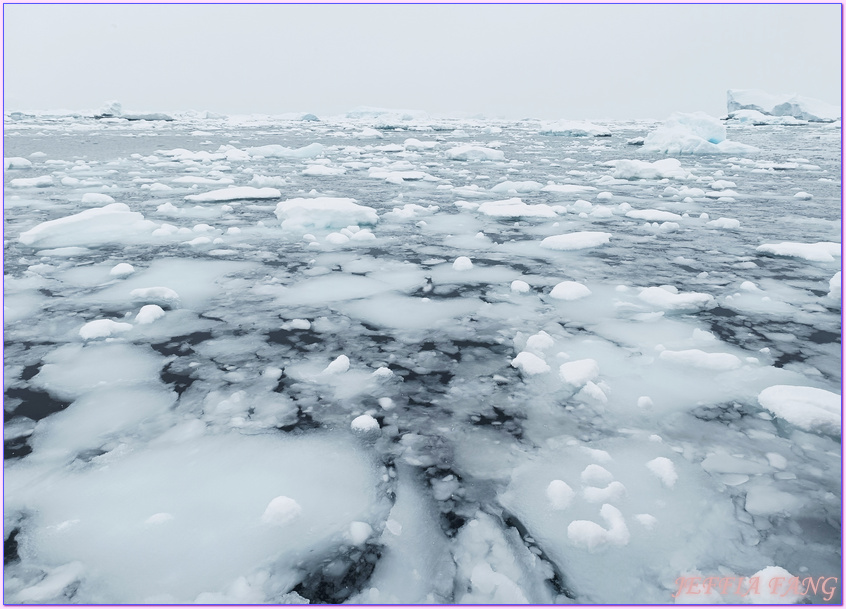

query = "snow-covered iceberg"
[
  {"left": 642, "top": 112, "right": 759, "bottom": 155},
  {"left": 727, "top": 89, "right": 840, "bottom": 122}
]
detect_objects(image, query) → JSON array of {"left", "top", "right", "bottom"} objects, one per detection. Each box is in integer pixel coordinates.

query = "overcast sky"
[{"left": 4, "top": 4, "right": 842, "bottom": 120}]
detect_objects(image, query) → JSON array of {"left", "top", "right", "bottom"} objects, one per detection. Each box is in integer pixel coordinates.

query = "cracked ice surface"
[{"left": 3, "top": 112, "right": 841, "bottom": 604}]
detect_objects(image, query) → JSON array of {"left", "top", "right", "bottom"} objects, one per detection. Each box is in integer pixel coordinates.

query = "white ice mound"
[
  {"left": 351, "top": 414, "right": 380, "bottom": 432},
  {"left": 549, "top": 281, "right": 591, "bottom": 301},
  {"left": 246, "top": 143, "right": 324, "bottom": 159},
  {"left": 261, "top": 496, "right": 302, "bottom": 526},
  {"left": 756, "top": 241, "right": 841, "bottom": 263},
  {"left": 643, "top": 111, "right": 759, "bottom": 155},
  {"left": 658, "top": 349, "right": 742, "bottom": 371},
  {"left": 4, "top": 157, "right": 33, "bottom": 169},
  {"left": 540, "top": 120, "right": 611, "bottom": 137},
  {"left": 477, "top": 198, "right": 557, "bottom": 218},
  {"left": 727, "top": 89, "right": 840, "bottom": 122},
  {"left": 540, "top": 232, "right": 611, "bottom": 251},
  {"left": 490, "top": 180, "right": 544, "bottom": 194},
  {"left": 274, "top": 197, "right": 378, "bottom": 230},
  {"left": 18, "top": 203, "right": 159, "bottom": 248},
  {"left": 453, "top": 256, "right": 474, "bottom": 271},
  {"left": 645, "top": 457, "right": 678, "bottom": 488},
  {"left": 625, "top": 209, "right": 682, "bottom": 222},
  {"left": 610, "top": 158, "right": 691, "bottom": 180},
  {"left": 758, "top": 385, "right": 841, "bottom": 436},
  {"left": 511, "top": 351, "right": 551, "bottom": 375},
  {"left": 446, "top": 146, "right": 505, "bottom": 161},
  {"left": 79, "top": 319, "right": 133, "bottom": 340},
  {"left": 567, "top": 504, "right": 630, "bottom": 551},
  {"left": 546, "top": 480, "right": 575, "bottom": 510},
  {"left": 559, "top": 359, "right": 600, "bottom": 387},
  {"left": 185, "top": 187, "right": 281, "bottom": 203},
  {"left": 637, "top": 286, "right": 714, "bottom": 311}
]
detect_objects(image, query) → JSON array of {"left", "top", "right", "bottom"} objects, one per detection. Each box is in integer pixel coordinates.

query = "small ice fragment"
[
  {"left": 637, "top": 396, "right": 654, "bottom": 409},
  {"left": 135, "top": 304, "right": 165, "bottom": 324},
  {"left": 511, "top": 280, "right": 530, "bottom": 293},
  {"left": 511, "top": 351, "right": 551, "bottom": 375},
  {"left": 378, "top": 397, "right": 395, "bottom": 410},
  {"left": 646, "top": 457, "right": 678, "bottom": 487},
  {"left": 453, "top": 256, "right": 473, "bottom": 271},
  {"left": 580, "top": 464, "right": 613, "bottom": 485},
  {"left": 347, "top": 521, "right": 373, "bottom": 545},
  {"left": 79, "top": 319, "right": 133, "bottom": 340},
  {"left": 559, "top": 359, "right": 599, "bottom": 387},
  {"left": 546, "top": 479, "right": 575, "bottom": 510},
  {"left": 82, "top": 192, "right": 116, "bottom": 204},
  {"left": 289, "top": 319, "right": 311, "bottom": 330},
  {"left": 351, "top": 414, "right": 380, "bottom": 432},
  {"left": 323, "top": 355, "right": 350, "bottom": 374},
  {"left": 372, "top": 367, "right": 394, "bottom": 379},
  {"left": 261, "top": 496, "right": 302, "bottom": 526},
  {"left": 550, "top": 281, "right": 591, "bottom": 300},
  {"left": 109, "top": 263, "right": 135, "bottom": 277},
  {"left": 635, "top": 514, "right": 657, "bottom": 529}
]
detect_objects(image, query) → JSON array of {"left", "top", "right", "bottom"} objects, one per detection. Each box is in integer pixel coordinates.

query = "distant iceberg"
[
  {"left": 94, "top": 99, "right": 173, "bottom": 121},
  {"left": 727, "top": 89, "right": 840, "bottom": 122}
]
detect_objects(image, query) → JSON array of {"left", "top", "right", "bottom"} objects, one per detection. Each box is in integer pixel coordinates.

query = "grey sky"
[{"left": 3, "top": 3, "right": 842, "bottom": 120}]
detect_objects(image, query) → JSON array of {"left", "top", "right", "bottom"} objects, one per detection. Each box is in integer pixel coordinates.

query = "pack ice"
[{"left": 3, "top": 104, "right": 841, "bottom": 604}]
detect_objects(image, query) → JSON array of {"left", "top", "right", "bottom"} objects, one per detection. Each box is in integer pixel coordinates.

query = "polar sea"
[{"left": 2, "top": 108, "right": 842, "bottom": 604}]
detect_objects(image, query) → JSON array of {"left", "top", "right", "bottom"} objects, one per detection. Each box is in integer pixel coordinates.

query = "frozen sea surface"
[{"left": 3, "top": 112, "right": 841, "bottom": 604}]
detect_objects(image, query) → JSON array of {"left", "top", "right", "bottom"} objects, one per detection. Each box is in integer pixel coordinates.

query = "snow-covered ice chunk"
[
  {"left": 546, "top": 480, "right": 575, "bottom": 510},
  {"left": 540, "top": 120, "right": 610, "bottom": 137},
  {"left": 645, "top": 457, "right": 678, "bottom": 488},
  {"left": 302, "top": 165, "right": 346, "bottom": 176},
  {"left": 541, "top": 183, "right": 597, "bottom": 194},
  {"left": 275, "top": 197, "right": 378, "bottom": 230},
  {"left": 130, "top": 286, "right": 180, "bottom": 308},
  {"left": 511, "top": 351, "right": 551, "bottom": 375},
  {"left": 347, "top": 521, "right": 373, "bottom": 546},
  {"left": 261, "top": 496, "right": 302, "bottom": 526},
  {"left": 9, "top": 175, "right": 52, "bottom": 188},
  {"left": 446, "top": 146, "right": 505, "bottom": 161},
  {"left": 510, "top": 280, "right": 530, "bottom": 293},
  {"left": 79, "top": 319, "right": 133, "bottom": 340},
  {"left": 453, "top": 256, "right": 474, "bottom": 271},
  {"left": 549, "top": 281, "right": 591, "bottom": 301},
  {"left": 625, "top": 209, "right": 682, "bottom": 222},
  {"left": 637, "top": 286, "right": 713, "bottom": 311},
  {"left": 756, "top": 241, "right": 841, "bottom": 262},
  {"left": 658, "top": 349, "right": 742, "bottom": 371},
  {"left": 246, "top": 142, "right": 324, "bottom": 159},
  {"left": 583, "top": 481, "right": 626, "bottom": 503},
  {"left": 540, "top": 231, "right": 611, "bottom": 251},
  {"left": 109, "top": 263, "right": 135, "bottom": 277},
  {"left": 610, "top": 158, "right": 691, "bottom": 180},
  {"left": 185, "top": 187, "right": 281, "bottom": 203},
  {"left": 757, "top": 385, "right": 841, "bottom": 435},
  {"left": 477, "top": 198, "right": 557, "bottom": 218},
  {"left": 19, "top": 203, "right": 159, "bottom": 248},
  {"left": 135, "top": 304, "right": 165, "bottom": 324},
  {"left": 794, "top": 191, "right": 813, "bottom": 200},
  {"left": 559, "top": 359, "right": 600, "bottom": 387},
  {"left": 81, "top": 192, "right": 116, "bottom": 204},
  {"left": 706, "top": 217, "right": 741, "bottom": 229},
  {"left": 351, "top": 414, "right": 380, "bottom": 433},
  {"left": 323, "top": 355, "right": 350, "bottom": 375},
  {"left": 524, "top": 331, "right": 554, "bottom": 354},
  {"left": 490, "top": 180, "right": 544, "bottom": 194},
  {"left": 727, "top": 89, "right": 840, "bottom": 122},
  {"left": 4, "top": 157, "right": 33, "bottom": 169},
  {"left": 643, "top": 111, "right": 759, "bottom": 154},
  {"left": 580, "top": 464, "right": 613, "bottom": 485},
  {"left": 567, "top": 504, "right": 630, "bottom": 551},
  {"left": 828, "top": 271, "right": 841, "bottom": 299}
]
